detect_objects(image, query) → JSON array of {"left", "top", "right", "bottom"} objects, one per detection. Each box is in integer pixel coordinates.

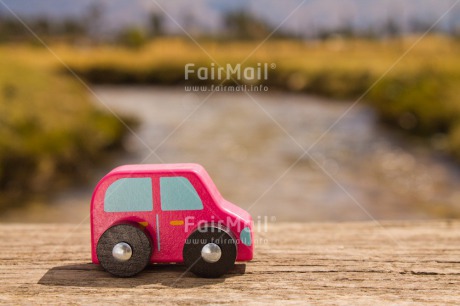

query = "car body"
[{"left": 90, "top": 163, "right": 253, "bottom": 277}]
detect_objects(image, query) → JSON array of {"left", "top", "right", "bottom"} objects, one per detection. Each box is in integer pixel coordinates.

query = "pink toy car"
[{"left": 91, "top": 163, "right": 253, "bottom": 278}]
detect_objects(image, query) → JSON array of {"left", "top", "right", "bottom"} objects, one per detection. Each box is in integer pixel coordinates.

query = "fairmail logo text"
[{"left": 184, "top": 62, "right": 273, "bottom": 81}]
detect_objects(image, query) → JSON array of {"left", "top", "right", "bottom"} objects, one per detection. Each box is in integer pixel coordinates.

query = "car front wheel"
[{"left": 183, "top": 227, "right": 237, "bottom": 278}]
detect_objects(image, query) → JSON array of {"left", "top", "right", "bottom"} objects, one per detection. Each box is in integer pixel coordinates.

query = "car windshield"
[{"left": 196, "top": 170, "right": 223, "bottom": 203}]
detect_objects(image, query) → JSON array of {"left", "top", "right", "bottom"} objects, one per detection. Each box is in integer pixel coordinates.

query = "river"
[{"left": 2, "top": 86, "right": 460, "bottom": 223}]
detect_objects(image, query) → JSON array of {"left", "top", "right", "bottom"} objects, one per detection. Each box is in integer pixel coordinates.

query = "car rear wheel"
[
  {"left": 97, "top": 223, "right": 152, "bottom": 277},
  {"left": 183, "top": 227, "right": 237, "bottom": 278}
]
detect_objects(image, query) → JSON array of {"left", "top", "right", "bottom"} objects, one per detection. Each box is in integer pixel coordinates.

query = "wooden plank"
[{"left": 0, "top": 221, "right": 460, "bottom": 304}]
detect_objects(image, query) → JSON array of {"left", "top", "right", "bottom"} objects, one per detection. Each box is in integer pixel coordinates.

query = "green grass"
[{"left": 0, "top": 47, "right": 129, "bottom": 208}]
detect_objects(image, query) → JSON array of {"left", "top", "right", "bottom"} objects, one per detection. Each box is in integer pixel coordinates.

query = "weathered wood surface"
[{"left": 1, "top": 221, "right": 460, "bottom": 305}]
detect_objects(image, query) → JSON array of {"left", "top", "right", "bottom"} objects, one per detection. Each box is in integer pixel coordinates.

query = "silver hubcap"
[
  {"left": 201, "top": 243, "right": 222, "bottom": 263},
  {"left": 112, "top": 242, "right": 132, "bottom": 262}
]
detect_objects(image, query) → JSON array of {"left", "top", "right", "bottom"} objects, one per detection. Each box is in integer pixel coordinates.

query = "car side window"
[
  {"left": 160, "top": 177, "right": 203, "bottom": 211},
  {"left": 104, "top": 178, "right": 153, "bottom": 212}
]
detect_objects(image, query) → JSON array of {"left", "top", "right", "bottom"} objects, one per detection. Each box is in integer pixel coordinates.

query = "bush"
[{"left": 0, "top": 52, "right": 130, "bottom": 208}]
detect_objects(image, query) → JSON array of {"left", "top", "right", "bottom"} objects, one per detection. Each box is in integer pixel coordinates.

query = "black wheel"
[
  {"left": 183, "top": 227, "right": 237, "bottom": 278},
  {"left": 96, "top": 223, "right": 152, "bottom": 277}
]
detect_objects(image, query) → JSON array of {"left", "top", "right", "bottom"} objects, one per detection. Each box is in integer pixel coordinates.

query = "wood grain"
[{"left": 0, "top": 221, "right": 460, "bottom": 304}]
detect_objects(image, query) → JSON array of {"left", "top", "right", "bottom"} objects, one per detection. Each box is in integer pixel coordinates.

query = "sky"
[{"left": 0, "top": 0, "right": 459, "bottom": 35}]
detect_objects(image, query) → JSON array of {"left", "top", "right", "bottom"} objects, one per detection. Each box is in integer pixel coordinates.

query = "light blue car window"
[
  {"left": 104, "top": 178, "right": 153, "bottom": 212},
  {"left": 160, "top": 177, "right": 203, "bottom": 211}
]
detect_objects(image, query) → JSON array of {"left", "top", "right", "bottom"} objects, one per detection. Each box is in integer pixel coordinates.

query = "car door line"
[{"left": 156, "top": 213, "right": 161, "bottom": 251}]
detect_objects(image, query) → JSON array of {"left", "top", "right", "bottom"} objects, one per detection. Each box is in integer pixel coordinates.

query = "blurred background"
[{"left": 1, "top": 0, "right": 460, "bottom": 223}]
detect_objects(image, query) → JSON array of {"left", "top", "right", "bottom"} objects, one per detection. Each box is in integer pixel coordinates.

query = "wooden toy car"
[{"left": 90, "top": 163, "right": 253, "bottom": 278}]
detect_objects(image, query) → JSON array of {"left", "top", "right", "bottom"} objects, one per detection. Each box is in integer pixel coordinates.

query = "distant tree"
[
  {"left": 383, "top": 18, "right": 401, "bottom": 37},
  {"left": 61, "top": 19, "right": 86, "bottom": 36},
  {"left": 409, "top": 18, "right": 432, "bottom": 34},
  {"left": 148, "top": 12, "right": 164, "bottom": 37},
  {"left": 84, "top": 2, "right": 104, "bottom": 40},
  {"left": 360, "top": 26, "right": 379, "bottom": 40},
  {"left": 333, "top": 20, "right": 356, "bottom": 39},
  {"left": 0, "top": 18, "right": 28, "bottom": 41},
  {"left": 183, "top": 12, "right": 200, "bottom": 35},
  {"left": 118, "top": 27, "right": 147, "bottom": 49},
  {"left": 223, "top": 10, "right": 272, "bottom": 40},
  {"left": 32, "top": 17, "right": 51, "bottom": 36}
]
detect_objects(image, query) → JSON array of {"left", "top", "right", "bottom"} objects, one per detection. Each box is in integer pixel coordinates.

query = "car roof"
[{"left": 109, "top": 163, "right": 206, "bottom": 175}]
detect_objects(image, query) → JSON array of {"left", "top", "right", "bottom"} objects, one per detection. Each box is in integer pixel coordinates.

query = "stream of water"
[{"left": 2, "top": 86, "right": 460, "bottom": 223}]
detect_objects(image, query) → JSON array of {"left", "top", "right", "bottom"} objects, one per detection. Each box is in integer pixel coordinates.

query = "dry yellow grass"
[{"left": 47, "top": 35, "right": 460, "bottom": 76}]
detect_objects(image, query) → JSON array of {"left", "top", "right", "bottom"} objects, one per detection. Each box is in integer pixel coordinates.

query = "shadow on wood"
[{"left": 38, "top": 263, "right": 247, "bottom": 288}]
